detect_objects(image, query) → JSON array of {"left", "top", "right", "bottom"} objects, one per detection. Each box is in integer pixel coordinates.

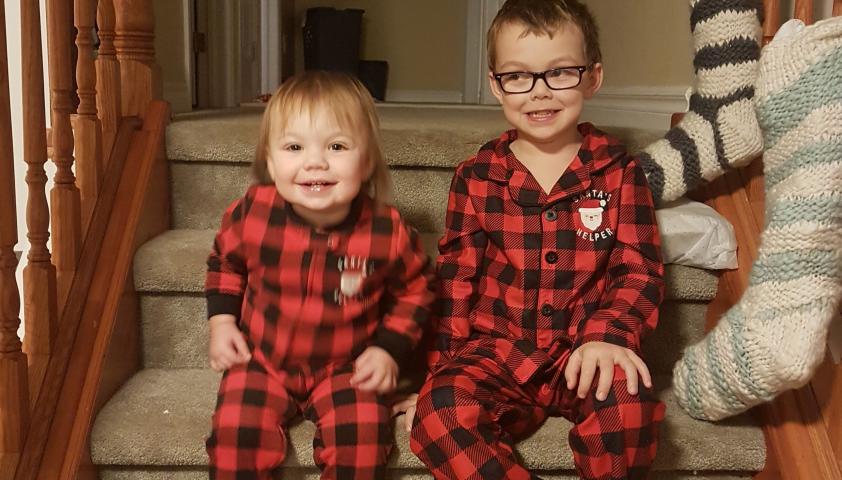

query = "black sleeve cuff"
[
  {"left": 206, "top": 293, "right": 243, "bottom": 319},
  {"left": 373, "top": 328, "right": 414, "bottom": 369}
]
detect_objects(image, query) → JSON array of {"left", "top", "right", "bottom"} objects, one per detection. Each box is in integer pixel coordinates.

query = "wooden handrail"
[
  {"left": 13, "top": 116, "right": 144, "bottom": 480},
  {"left": 46, "top": 102, "right": 169, "bottom": 478}
]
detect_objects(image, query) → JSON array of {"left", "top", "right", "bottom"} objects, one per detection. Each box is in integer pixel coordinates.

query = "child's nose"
[
  {"left": 303, "top": 151, "right": 329, "bottom": 169},
  {"left": 531, "top": 78, "right": 553, "bottom": 99}
]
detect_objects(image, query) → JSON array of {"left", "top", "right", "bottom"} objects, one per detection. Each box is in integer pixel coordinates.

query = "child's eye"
[
  {"left": 329, "top": 143, "right": 348, "bottom": 151},
  {"left": 285, "top": 144, "right": 302, "bottom": 151},
  {"left": 502, "top": 72, "right": 530, "bottom": 82}
]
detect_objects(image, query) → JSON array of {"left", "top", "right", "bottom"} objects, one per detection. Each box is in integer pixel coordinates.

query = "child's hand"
[
  {"left": 208, "top": 314, "right": 252, "bottom": 372},
  {"left": 349, "top": 346, "right": 399, "bottom": 394},
  {"left": 564, "top": 341, "right": 652, "bottom": 401},
  {"left": 391, "top": 393, "right": 418, "bottom": 432}
]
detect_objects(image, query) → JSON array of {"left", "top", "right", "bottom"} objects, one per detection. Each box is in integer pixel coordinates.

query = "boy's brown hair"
[
  {"left": 253, "top": 71, "right": 393, "bottom": 204},
  {"left": 487, "top": 0, "right": 602, "bottom": 71}
]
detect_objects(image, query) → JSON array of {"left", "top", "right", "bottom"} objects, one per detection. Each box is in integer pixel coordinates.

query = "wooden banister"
[
  {"left": 96, "top": 0, "right": 122, "bottom": 165},
  {"left": 835, "top": 0, "right": 842, "bottom": 17},
  {"left": 762, "top": 0, "right": 781, "bottom": 44},
  {"left": 8, "top": 0, "right": 167, "bottom": 475},
  {"left": 73, "top": 0, "right": 104, "bottom": 229},
  {"left": 0, "top": 2, "right": 30, "bottom": 473},
  {"left": 114, "top": 0, "right": 161, "bottom": 119},
  {"left": 46, "top": 0, "right": 81, "bottom": 309},
  {"left": 21, "top": 0, "right": 58, "bottom": 408},
  {"left": 13, "top": 117, "right": 144, "bottom": 480},
  {"left": 794, "top": 0, "right": 814, "bottom": 23}
]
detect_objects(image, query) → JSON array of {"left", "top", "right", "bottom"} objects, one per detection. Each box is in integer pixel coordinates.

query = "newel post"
[{"left": 114, "top": 0, "right": 161, "bottom": 119}]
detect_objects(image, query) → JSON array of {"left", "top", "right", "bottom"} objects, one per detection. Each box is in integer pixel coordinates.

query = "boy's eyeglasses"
[{"left": 493, "top": 66, "right": 589, "bottom": 94}]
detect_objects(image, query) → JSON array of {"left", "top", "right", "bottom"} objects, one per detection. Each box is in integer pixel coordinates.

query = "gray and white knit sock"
[
  {"left": 672, "top": 17, "right": 842, "bottom": 421},
  {"left": 639, "top": 0, "right": 764, "bottom": 205}
]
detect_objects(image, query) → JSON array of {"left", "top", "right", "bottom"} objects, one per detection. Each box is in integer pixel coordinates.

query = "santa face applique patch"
[
  {"left": 573, "top": 190, "right": 615, "bottom": 241},
  {"left": 334, "top": 255, "right": 374, "bottom": 305}
]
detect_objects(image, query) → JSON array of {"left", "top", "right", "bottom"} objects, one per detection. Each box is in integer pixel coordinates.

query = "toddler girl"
[{"left": 204, "top": 71, "right": 434, "bottom": 480}]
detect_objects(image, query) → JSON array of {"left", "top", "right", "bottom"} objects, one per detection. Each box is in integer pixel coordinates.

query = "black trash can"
[
  {"left": 302, "top": 7, "right": 364, "bottom": 75},
  {"left": 358, "top": 60, "right": 389, "bottom": 101}
]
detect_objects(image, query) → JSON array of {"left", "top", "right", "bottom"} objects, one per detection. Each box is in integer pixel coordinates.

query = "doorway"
[
  {"left": 191, "top": 0, "right": 295, "bottom": 109},
  {"left": 188, "top": 0, "right": 501, "bottom": 108}
]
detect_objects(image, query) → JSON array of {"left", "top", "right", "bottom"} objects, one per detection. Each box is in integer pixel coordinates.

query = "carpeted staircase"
[{"left": 89, "top": 104, "right": 766, "bottom": 479}]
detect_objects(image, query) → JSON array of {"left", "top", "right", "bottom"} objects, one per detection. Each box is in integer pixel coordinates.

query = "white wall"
[{"left": 7, "top": 0, "right": 52, "bottom": 338}]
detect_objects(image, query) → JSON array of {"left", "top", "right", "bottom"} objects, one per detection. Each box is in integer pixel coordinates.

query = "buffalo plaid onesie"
[
  {"left": 409, "top": 123, "right": 666, "bottom": 480},
  {"left": 205, "top": 184, "right": 434, "bottom": 480}
]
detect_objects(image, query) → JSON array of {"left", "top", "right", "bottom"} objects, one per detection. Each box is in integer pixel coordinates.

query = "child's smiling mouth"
[
  {"left": 526, "top": 109, "right": 560, "bottom": 121},
  {"left": 298, "top": 181, "right": 337, "bottom": 192}
]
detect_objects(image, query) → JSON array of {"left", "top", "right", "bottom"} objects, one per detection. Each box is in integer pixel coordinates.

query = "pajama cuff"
[
  {"left": 374, "top": 329, "right": 413, "bottom": 368},
  {"left": 206, "top": 293, "right": 243, "bottom": 319}
]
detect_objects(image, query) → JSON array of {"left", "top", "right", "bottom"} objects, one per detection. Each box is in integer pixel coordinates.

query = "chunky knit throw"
[
  {"left": 639, "top": 0, "right": 764, "bottom": 205},
  {"left": 672, "top": 16, "right": 842, "bottom": 421}
]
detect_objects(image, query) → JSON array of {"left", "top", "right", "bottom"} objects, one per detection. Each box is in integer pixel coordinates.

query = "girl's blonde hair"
[{"left": 253, "top": 71, "right": 393, "bottom": 205}]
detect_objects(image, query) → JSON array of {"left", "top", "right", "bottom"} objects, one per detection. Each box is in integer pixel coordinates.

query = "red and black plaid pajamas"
[
  {"left": 410, "top": 123, "right": 666, "bottom": 480},
  {"left": 205, "top": 185, "right": 434, "bottom": 479}
]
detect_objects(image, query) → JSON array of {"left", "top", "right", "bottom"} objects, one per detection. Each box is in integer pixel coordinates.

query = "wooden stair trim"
[
  {"left": 42, "top": 101, "right": 169, "bottom": 479},
  {"left": 10, "top": 106, "right": 162, "bottom": 480}
]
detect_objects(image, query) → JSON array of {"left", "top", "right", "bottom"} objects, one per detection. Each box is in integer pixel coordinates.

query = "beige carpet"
[
  {"left": 87, "top": 105, "right": 765, "bottom": 479},
  {"left": 166, "top": 105, "right": 665, "bottom": 168}
]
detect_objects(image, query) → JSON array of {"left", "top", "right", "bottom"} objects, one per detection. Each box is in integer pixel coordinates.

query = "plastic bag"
[{"left": 655, "top": 198, "right": 738, "bottom": 270}]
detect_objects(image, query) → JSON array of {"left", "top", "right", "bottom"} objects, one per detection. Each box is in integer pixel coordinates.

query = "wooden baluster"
[
  {"left": 793, "top": 0, "right": 814, "bottom": 24},
  {"left": 114, "top": 0, "right": 161, "bottom": 119},
  {"left": 22, "top": 0, "right": 58, "bottom": 404},
  {"left": 74, "top": 0, "right": 103, "bottom": 230},
  {"left": 47, "top": 0, "right": 82, "bottom": 308},
  {"left": 96, "top": 0, "right": 121, "bottom": 163},
  {"left": 833, "top": 0, "right": 841, "bottom": 17},
  {"left": 0, "top": 0, "right": 30, "bottom": 459},
  {"left": 762, "top": 0, "right": 781, "bottom": 45}
]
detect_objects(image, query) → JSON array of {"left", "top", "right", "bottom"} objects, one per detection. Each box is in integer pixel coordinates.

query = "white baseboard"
[
  {"left": 583, "top": 86, "right": 690, "bottom": 131},
  {"left": 384, "top": 89, "right": 464, "bottom": 104}
]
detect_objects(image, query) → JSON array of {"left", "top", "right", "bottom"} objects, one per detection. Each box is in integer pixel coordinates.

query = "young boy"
[{"left": 407, "top": 1, "right": 665, "bottom": 478}]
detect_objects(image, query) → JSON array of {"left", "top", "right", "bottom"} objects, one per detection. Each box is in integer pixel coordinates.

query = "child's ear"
[
  {"left": 488, "top": 71, "right": 505, "bottom": 104},
  {"left": 584, "top": 63, "right": 603, "bottom": 99},
  {"left": 264, "top": 151, "right": 276, "bottom": 181}
]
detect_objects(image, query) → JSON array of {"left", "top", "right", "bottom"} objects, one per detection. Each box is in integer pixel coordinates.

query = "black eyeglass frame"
[{"left": 492, "top": 65, "right": 590, "bottom": 94}]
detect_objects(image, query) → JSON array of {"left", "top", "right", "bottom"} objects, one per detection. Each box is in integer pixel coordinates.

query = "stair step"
[
  {"left": 133, "top": 229, "right": 717, "bottom": 372},
  {"left": 134, "top": 229, "right": 718, "bottom": 302},
  {"left": 91, "top": 369, "right": 765, "bottom": 477},
  {"left": 98, "top": 470, "right": 755, "bottom": 480},
  {"left": 171, "top": 162, "right": 452, "bottom": 233},
  {"left": 138, "top": 293, "right": 703, "bottom": 373},
  {"left": 166, "top": 105, "right": 664, "bottom": 232},
  {"left": 166, "top": 105, "right": 664, "bottom": 168}
]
